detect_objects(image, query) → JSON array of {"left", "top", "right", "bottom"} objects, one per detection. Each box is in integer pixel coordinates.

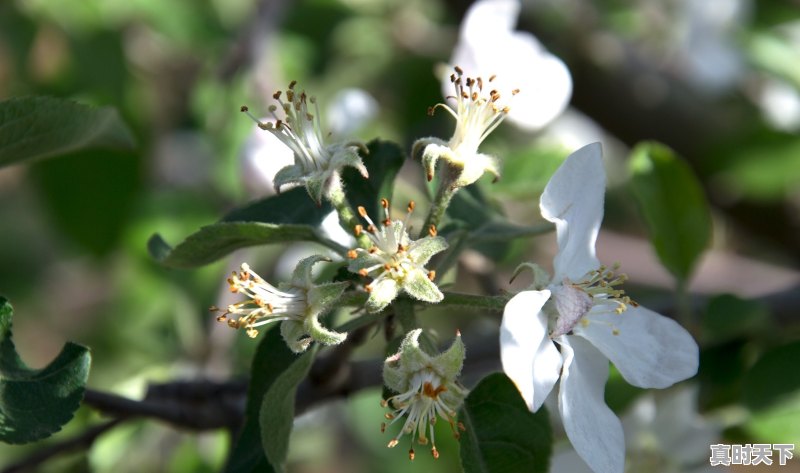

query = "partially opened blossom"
[
  {"left": 447, "top": 0, "right": 572, "bottom": 130},
  {"left": 382, "top": 329, "right": 468, "bottom": 460},
  {"left": 414, "top": 67, "right": 514, "bottom": 188},
  {"left": 212, "top": 255, "right": 349, "bottom": 352},
  {"left": 348, "top": 199, "right": 448, "bottom": 313},
  {"left": 500, "top": 143, "right": 699, "bottom": 473},
  {"left": 241, "top": 81, "right": 368, "bottom": 204}
]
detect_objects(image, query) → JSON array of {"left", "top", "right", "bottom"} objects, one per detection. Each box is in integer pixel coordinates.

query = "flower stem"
[
  {"left": 336, "top": 290, "right": 507, "bottom": 312},
  {"left": 393, "top": 297, "right": 418, "bottom": 333},
  {"left": 441, "top": 292, "right": 509, "bottom": 311},
  {"left": 420, "top": 181, "right": 458, "bottom": 239},
  {"left": 328, "top": 178, "right": 371, "bottom": 249}
]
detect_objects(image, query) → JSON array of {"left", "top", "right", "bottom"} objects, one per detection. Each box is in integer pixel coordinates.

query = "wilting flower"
[
  {"left": 414, "top": 67, "right": 514, "bottom": 188},
  {"left": 347, "top": 199, "right": 448, "bottom": 313},
  {"left": 500, "top": 143, "right": 699, "bottom": 473},
  {"left": 212, "top": 255, "right": 349, "bottom": 352},
  {"left": 382, "top": 329, "right": 468, "bottom": 460},
  {"left": 447, "top": 0, "right": 572, "bottom": 130},
  {"left": 241, "top": 81, "right": 368, "bottom": 204}
]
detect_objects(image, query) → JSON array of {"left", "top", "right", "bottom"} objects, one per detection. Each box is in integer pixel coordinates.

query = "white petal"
[
  {"left": 446, "top": 0, "right": 571, "bottom": 130},
  {"left": 500, "top": 290, "right": 561, "bottom": 412},
  {"left": 459, "top": 0, "right": 519, "bottom": 47},
  {"left": 540, "top": 143, "right": 604, "bottom": 281},
  {"left": 454, "top": 33, "right": 572, "bottom": 129},
  {"left": 575, "top": 305, "right": 699, "bottom": 389},
  {"left": 558, "top": 336, "right": 625, "bottom": 473}
]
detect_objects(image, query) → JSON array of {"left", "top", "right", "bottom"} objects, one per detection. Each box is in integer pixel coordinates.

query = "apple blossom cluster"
[{"left": 218, "top": 0, "right": 700, "bottom": 471}]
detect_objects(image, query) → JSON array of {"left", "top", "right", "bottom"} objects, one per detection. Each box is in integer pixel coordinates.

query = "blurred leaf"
[
  {"left": 743, "top": 341, "right": 800, "bottom": 446},
  {"left": 459, "top": 373, "right": 552, "bottom": 473},
  {"left": 743, "top": 341, "right": 800, "bottom": 411},
  {"left": 259, "top": 348, "right": 315, "bottom": 472},
  {"left": 447, "top": 185, "right": 511, "bottom": 261},
  {"left": 30, "top": 148, "right": 140, "bottom": 256},
  {"left": 629, "top": 142, "right": 711, "bottom": 282},
  {"left": 747, "top": 32, "right": 800, "bottom": 88},
  {"left": 745, "top": 391, "right": 800, "bottom": 446},
  {"left": 605, "top": 366, "right": 645, "bottom": 413},
  {"left": 469, "top": 221, "right": 552, "bottom": 243},
  {"left": 148, "top": 222, "right": 330, "bottom": 269},
  {"left": 698, "top": 341, "right": 748, "bottom": 410},
  {"left": 222, "top": 188, "right": 331, "bottom": 225},
  {"left": 0, "top": 297, "right": 91, "bottom": 444},
  {"left": 341, "top": 139, "right": 405, "bottom": 219},
  {"left": 0, "top": 96, "right": 134, "bottom": 168},
  {"left": 703, "top": 294, "right": 770, "bottom": 344},
  {"left": 716, "top": 133, "right": 800, "bottom": 201},
  {"left": 225, "top": 329, "right": 299, "bottom": 473},
  {"left": 494, "top": 146, "right": 568, "bottom": 198}
]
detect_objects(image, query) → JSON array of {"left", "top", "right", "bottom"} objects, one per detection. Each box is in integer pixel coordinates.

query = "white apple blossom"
[
  {"left": 347, "top": 199, "right": 448, "bottom": 313},
  {"left": 381, "top": 329, "right": 468, "bottom": 460},
  {"left": 500, "top": 143, "right": 699, "bottom": 473},
  {"left": 447, "top": 0, "right": 572, "bottom": 130},
  {"left": 212, "top": 255, "right": 349, "bottom": 352},
  {"left": 240, "top": 81, "right": 368, "bottom": 204}
]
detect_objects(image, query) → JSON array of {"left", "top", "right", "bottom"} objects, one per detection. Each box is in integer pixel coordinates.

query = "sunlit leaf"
[
  {"left": 225, "top": 329, "right": 297, "bottom": 473},
  {"left": 0, "top": 297, "right": 91, "bottom": 444},
  {"left": 148, "top": 222, "right": 327, "bottom": 269},
  {"left": 259, "top": 347, "right": 315, "bottom": 471}
]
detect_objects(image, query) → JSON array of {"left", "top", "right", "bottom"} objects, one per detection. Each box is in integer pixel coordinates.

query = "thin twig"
[{"left": 1, "top": 420, "right": 120, "bottom": 473}]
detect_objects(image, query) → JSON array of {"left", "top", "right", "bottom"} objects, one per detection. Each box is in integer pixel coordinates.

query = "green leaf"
[
  {"left": 0, "top": 96, "right": 135, "bottom": 168},
  {"left": 340, "top": 139, "right": 405, "bottom": 218},
  {"left": 742, "top": 341, "right": 800, "bottom": 445},
  {"left": 259, "top": 347, "right": 315, "bottom": 472},
  {"left": 459, "top": 372, "right": 552, "bottom": 473},
  {"left": 148, "top": 222, "right": 328, "bottom": 269},
  {"left": 629, "top": 142, "right": 712, "bottom": 282},
  {"left": 494, "top": 145, "right": 568, "bottom": 198},
  {"left": 742, "top": 341, "right": 800, "bottom": 412},
  {"left": 30, "top": 148, "right": 141, "bottom": 257},
  {"left": 703, "top": 294, "right": 770, "bottom": 345},
  {"left": 224, "top": 328, "right": 299, "bottom": 473},
  {"left": 0, "top": 297, "right": 91, "bottom": 444},
  {"left": 222, "top": 188, "right": 331, "bottom": 226}
]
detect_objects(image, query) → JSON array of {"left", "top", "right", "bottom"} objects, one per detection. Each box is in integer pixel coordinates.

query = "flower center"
[
  {"left": 348, "top": 199, "right": 436, "bottom": 291},
  {"left": 548, "top": 264, "right": 637, "bottom": 338},
  {"left": 381, "top": 370, "right": 463, "bottom": 460},
  {"left": 240, "top": 80, "right": 331, "bottom": 173},
  {"left": 211, "top": 263, "right": 307, "bottom": 338},
  {"left": 429, "top": 66, "right": 518, "bottom": 157}
]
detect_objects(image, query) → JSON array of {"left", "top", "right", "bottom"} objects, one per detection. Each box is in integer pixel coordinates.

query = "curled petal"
[
  {"left": 280, "top": 320, "right": 312, "bottom": 353},
  {"left": 365, "top": 278, "right": 399, "bottom": 313},
  {"left": 407, "top": 236, "right": 448, "bottom": 266},
  {"left": 402, "top": 269, "right": 444, "bottom": 304},
  {"left": 540, "top": 143, "right": 605, "bottom": 281},
  {"left": 575, "top": 305, "right": 699, "bottom": 389},
  {"left": 303, "top": 310, "right": 347, "bottom": 347},
  {"left": 290, "top": 255, "right": 331, "bottom": 288},
  {"left": 558, "top": 336, "right": 625, "bottom": 473},
  {"left": 500, "top": 290, "right": 561, "bottom": 412}
]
